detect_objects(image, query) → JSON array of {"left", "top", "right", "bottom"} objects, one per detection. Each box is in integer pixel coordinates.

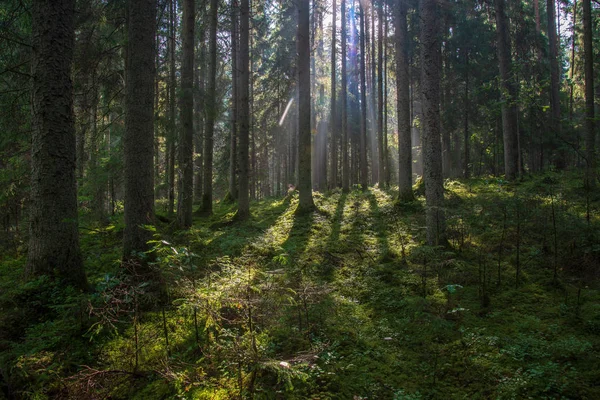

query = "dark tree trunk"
[
  {"left": 547, "top": 0, "right": 564, "bottom": 169},
  {"left": 297, "top": 0, "right": 315, "bottom": 212},
  {"left": 236, "top": 0, "right": 250, "bottom": 220},
  {"left": 229, "top": 0, "right": 239, "bottom": 201},
  {"left": 123, "top": 0, "right": 156, "bottom": 259},
  {"left": 194, "top": 23, "right": 206, "bottom": 203},
  {"left": 396, "top": 0, "right": 413, "bottom": 201},
  {"left": 167, "top": 0, "right": 176, "bottom": 217},
  {"left": 177, "top": 0, "right": 195, "bottom": 228},
  {"left": 377, "top": 0, "right": 384, "bottom": 187},
  {"left": 27, "top": 0, "right": 86, "bottom": 288},
  {"left": 359, "top": 3, "right": 368, "bottom": 190},
  {"left": 583, "top": 0, "right": 596, "bottom": 189},
  {"left": 494, "top": 0, "right": 519, "bottom": 180},
  {"left": 200, "top": 0, "right": 218, "bottom": 215},
  {"left": 463, "top": 48, "right": 470, "bottom": 178},
  {"left": 420, "top": 0, "right": 446, "bottom": 245}
]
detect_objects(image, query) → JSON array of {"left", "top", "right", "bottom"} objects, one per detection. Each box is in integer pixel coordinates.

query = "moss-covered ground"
[{"left": 1, "top": 171, "right": 600, "bottom": 399}]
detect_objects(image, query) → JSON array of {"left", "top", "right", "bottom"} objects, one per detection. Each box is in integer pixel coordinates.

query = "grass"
[{"left": 1, "top": 170, "right": 599, "bottom": 399}]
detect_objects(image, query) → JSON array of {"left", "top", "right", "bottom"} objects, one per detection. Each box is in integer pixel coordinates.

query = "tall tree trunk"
[
  {"left": 200, "top": 0, "right": 218, "bottom": 215},
  {"left": 463, "top": 48, "right": 470, "bottom": 178},
  {"left": 396, "top": 0, "right": 413, "bottom": 201},
  {"left": 123, "top": 0, "right": 156, "bottom": 260},
  {"left": 547, "top": 0, "right": 564, "bottom": 169},
  {"left": 420, "top": 0, "right": 446, "bottom": 245},
  {"left": 583, "top": 0, "right": 596, "bottom": 189},
  {"left": 297, "top": 0, "right": 315, "bottom": 212},
  {"left": 494, "top": 0, "right": 519, "bottom": 180},
  {"left": 377, "top": 0, "right": 384, "bottom": 187},
  {"left": 236, "top": 0, "right": 250, "bottom": 220},
  {"left": 229, "top": 0, "right": 239, "bottom": 201},
  {"left": 359, "top": 3, "right": 368, "bottom": 190},
  {"left": 27, "top": 0, "right": 86, "bottom": 288},
  {"left": 167, "top": 0, "right": 176, "bottom": 217},
  {"left": 330, "top": 0, "right": 338, "bottom": 189},
  {"left": 341, "top": 0, "right": 349, "bottom": 193},
  {"left": 194, "top": 22, "right": 206, "bottom": 203},
  {"left": 177, "top": 0, "right": 195, "bottom": 228}
]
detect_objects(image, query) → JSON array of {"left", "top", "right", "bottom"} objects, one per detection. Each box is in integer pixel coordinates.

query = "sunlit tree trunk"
[
  {"left": 420, "top": 0, "right": 446, "bottom": 245},
  {"left": 297, "top": 0, "right": 315, "bottom": 212},
  {"left": 123, "top": 0, "right": 156, "bottom": 259},
  {"left": 177, "top": 0, "right": 195, "bottom": 228},
  {"left": 396, "top": 0, "right": 413, "bottom": 201},
  {"left": 27, "top": 0, "right": 86, "bottom": 288}
]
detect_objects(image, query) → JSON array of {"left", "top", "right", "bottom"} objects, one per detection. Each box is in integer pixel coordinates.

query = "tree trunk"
[
  {"left": 463, "top": 48, "right": 470, "bottom": 178},
  {"left": 359, "top": 3, "right": 368, "bottom": 191},
  {"left": 396, "top": 0, "right": 413, "bottom": 201},
  {"left": 27, "top": 0, "right": 86, "bottom": 288},
  {"left": 167, "top": 0, "right": 176, "bottom": 217},
  {"left": 583, "top": 0, "right": 596, "bottom": 189},
  {"left": 330, "top": 0, "right": 338, "bottom": 189},
  {"left": 296, "top": 0, "right": 315, "bottom": 212},
  {"left": 123, "top": 0, "right": 156, "bottom": 260},
  {"left": 377, "top": 0, "right": 384, "bottom": 187},
  {"left": 236, "top": 0, "right": 250, "bottom": 220},
  {"left": 494, "top": 0, "right": 519, "bottom": 180},
  {"left": 200, "top": 0, "right": 218, "bottom": 215},
  {"left": 229, "top": 0, "right": 239, "bottom": 201},
  {"left": 194, "top": 23, "right": 206, "bottom": 203},
  {"left": 177, "top": 0, "right": 195, "bottom": 228},
  {"left": 341, "top": 0, "right": 349, "bottom": 193},
  {"left": 420, "top": 0, "right": 446, "bottom": 245},
  {"left": 547, "top": 0, "right": 564, "bottom": 169}
]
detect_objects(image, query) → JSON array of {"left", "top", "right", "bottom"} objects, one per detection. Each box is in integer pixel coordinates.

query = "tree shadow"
[
  {"left": 188, "top": 196, "right": 294, "bottom": 259},
  {"left": 367, "top": 190, "right": 392, "bottom": 263}
]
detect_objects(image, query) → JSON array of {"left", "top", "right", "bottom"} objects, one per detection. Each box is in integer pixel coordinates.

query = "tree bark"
[
  {"left": 297, "top": 0, "right": 315, "bottom": 212},
  {"left": 547, "top": 0, "right": 564, "bottom": 169},
  {"left": 194, "top": 21, "right": 206, "bottom": 203},
  {"left": 341, "top": 0, "right": 349, "bottom": 193},
  {"left": 200, "top": 0, "right": 218, "bottom": 215},
  {"left": 377, "top": 0, "right": 384, "bottom": 187},
  {"left": 27, "top": 0, "right": 86, "bottom": 288},
  {"left": 330, "top": 0, "right": 338, "bottom": 189},
  {"left": 123, "top": 0, "right": 156, "bottom": 259},
  {"left": 396, "top": 0, "right": 413, "bottom": 201},
  {"left": 359, "top": 3, "right": 368, "bottom": 191},
  {"left": 420, "top": 0, "right": 446, "bottom": 245},
  {"left": 494, "top": 0, "right": 519, "bottom": 180},
  {"left": 167, "top": 0, "right": 176, "bottom": 217},
  {"left": 177, "top": 0, "right": 195, "bottom": 228},
  {"left": 229, "top": 0, "right": 239, "bottom": 201},
  {"left": 236, "top": 0, "right": 250, "bottom": 220},
  {"left": 583, "top": 0, "right": 596, "bottom": 189}
]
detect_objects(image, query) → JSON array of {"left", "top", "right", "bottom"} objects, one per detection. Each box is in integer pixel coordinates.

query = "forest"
[{"left": 0, "top": 0, "right": 599, "bottom": 398}]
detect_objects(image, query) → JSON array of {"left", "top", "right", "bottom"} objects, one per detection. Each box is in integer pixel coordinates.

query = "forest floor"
[{"left": 1, "top": 171, "right": 600, "bottom": 399}]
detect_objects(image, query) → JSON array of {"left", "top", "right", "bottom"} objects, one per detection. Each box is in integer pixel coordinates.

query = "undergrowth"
[{"left": 1, "top": 170, "right": 599, "bottom": 399}]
